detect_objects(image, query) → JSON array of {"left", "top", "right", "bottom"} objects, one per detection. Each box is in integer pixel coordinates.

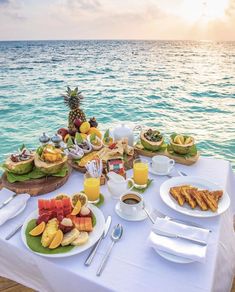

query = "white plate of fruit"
[{"left": 21, "top": 193, "right": 105, "bottom": 258}]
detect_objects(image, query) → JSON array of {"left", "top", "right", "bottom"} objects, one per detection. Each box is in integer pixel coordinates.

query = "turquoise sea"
[{"left": 0, "top": 40, "right": 234, "bottom": 168}]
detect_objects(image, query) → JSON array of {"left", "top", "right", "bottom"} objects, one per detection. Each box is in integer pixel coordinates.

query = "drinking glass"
[
  {"left": 84, "top": 173, "right": 100, "bottom": 204},
  {"left": 133, "top": 158, "right": 149, "bottom": 189}
]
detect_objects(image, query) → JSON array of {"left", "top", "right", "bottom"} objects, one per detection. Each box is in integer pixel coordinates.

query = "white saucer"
[
  {"left": 115, "top": 202, "right": 148, "bottom": 221},
  {"left": 149, "top": 163, "right": 174, "bottom": 176}
]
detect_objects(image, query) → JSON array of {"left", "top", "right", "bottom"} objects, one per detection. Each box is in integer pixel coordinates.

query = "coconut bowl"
[{"left": 170, "top": 137, "right": 195, "bottom": 155}]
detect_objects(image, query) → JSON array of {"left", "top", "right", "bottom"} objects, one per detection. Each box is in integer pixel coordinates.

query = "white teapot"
[
  {"left": 113, "top": 124, "right": 134, "bottom": 146},
  {"left": 107, "top": 172, "right": 134, "bottom": 199}
]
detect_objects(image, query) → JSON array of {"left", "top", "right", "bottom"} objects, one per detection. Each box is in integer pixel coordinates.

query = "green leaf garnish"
[
  {"left": 19, "top": 144, "right": 26, "bottom": 152},
  {"left": 104, "top": 129, "right": 109, "bottom": 139},
  {"left": 67, "top": 136, "right": 74, "bottom": 147},
  {"left": 75, "top": 133, "right": 83, "bottom": 144},
  {"left": 5, "top": 165, "right": 69, "bottom": 183},
  {"left": 36, "top": 146, "right": 43, "bottom": 156},
  {"left": 90, "top": 133, "right": 96, "bottom": 143}
]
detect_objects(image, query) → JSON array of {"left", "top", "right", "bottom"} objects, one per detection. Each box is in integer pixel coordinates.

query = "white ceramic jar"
[{"left": 113, "top": 124, "right": 134, "bottom": 146}]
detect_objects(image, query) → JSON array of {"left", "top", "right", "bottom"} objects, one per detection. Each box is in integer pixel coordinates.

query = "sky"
[{"left": 0, "top": 0, "right": 235, "bottom": 41}]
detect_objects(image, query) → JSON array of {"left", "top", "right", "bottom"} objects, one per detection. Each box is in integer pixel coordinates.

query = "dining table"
[{"left": 0, "top": 156, "right": 234, "bottom": 292}]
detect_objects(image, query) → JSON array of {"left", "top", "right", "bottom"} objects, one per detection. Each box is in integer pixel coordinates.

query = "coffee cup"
[
  {"left": 119, "top": 192, "right": 143, "bottom": 217},
  {"left": 151, "top": 155, "right": 175, "bottom": 174}
]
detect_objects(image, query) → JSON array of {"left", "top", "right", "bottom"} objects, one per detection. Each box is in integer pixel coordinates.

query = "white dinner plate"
[
  {"left": 160, "top": 176, "right": 230, "bottom": 218},
  {"left": 21, "top": 204, "right": 105, "bottom": 258},
  {"left": 154, "top": 248, "right": 194, "bottom": 264}
]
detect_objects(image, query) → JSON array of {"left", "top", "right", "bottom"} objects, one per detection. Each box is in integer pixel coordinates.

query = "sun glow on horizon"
[{"left": 178, "top": 0, "right": 229, "bottom": 23}]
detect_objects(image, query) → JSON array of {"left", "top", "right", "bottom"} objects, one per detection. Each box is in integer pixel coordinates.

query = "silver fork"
[
  {"left": 152, "top": 209, "right": 212, "bottom": 232},
  {"left": 167, "top": 170, "right": 187, "bottom": 178}
]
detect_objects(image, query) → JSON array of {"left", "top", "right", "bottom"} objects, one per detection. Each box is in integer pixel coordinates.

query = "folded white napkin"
[
  {"left": 0, "top": 188, "right": 30, "bottom": 226},
  {"left": 148, "top": 217, "right": 210, "bottom": 263}
]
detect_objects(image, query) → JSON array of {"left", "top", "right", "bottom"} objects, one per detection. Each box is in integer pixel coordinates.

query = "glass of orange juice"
[
  {"left": 84, "top": 173, "right": 100, "bottom": 204},
  {"left": 133, "top": 158, "right": 149, "bottom": 189}
]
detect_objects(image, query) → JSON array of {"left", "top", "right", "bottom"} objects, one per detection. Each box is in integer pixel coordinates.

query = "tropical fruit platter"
[
  {"left": 135, "top": 129, "right": 199, "bottom": 165},
  {"left": 1, "top": 86, "right": 199, "bottom": 196},
  {"left": 22, "top": 191, "right": 105, "bottom": 257},
  {"left": 1, "top": 143, "right": 72, "bottom": 196}
]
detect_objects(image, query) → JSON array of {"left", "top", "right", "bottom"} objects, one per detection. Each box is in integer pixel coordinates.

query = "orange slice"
[
  {"left": 71, "top": 200, "right": 82, "bottom": 216},
  {"left": 29, "top": 221, "right": 46, "bottom": 236},
  {"left": 49, "top": 230, "right": 64, "bottom": 249}
]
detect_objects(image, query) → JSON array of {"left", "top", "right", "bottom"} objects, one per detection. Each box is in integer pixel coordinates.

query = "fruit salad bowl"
[{"left": 170, "top": 134, "right": 195, "bottom": 155}]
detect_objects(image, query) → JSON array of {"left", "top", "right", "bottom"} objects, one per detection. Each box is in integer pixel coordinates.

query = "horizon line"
[{"left": 0, "top": 38, "right": 235, "bottom": 42}]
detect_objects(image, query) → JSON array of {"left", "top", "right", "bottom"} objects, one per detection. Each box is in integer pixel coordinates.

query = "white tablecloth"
[{"left": 0, "top": 157, "right": 234, "bottom": 292}]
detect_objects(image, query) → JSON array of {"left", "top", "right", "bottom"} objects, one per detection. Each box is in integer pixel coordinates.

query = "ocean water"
[{"left": 0, "top": 40, "right": 234, "bottom": 169}]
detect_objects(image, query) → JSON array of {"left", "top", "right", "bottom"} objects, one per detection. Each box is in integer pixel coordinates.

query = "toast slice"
[
  {"left": 210, "top": 190, "right": 223, "bottom": 202},
  {"left": 169, "top": 185, "right": 189, "bottom": 206},
  {"left": 191, "top": 190, "right": 208, "bottom": 211},
  {"left": 181, "top": 186, "right": 197, "bottom": 209},
  {"left": 200, "top": 191, "right": 218, "bottom": 212}
]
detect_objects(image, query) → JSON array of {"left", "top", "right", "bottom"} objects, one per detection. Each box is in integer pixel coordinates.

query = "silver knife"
[
  {"left": 5, "top": 223, "right": 23, "bottom": 240},
  {"left": 0, "top": 193, "right": 17, "bottom": 209},
  {"left": 85, "top": 215, "right": 112, "bottom": 266},
  {"left": 154, "top": 229, "right": 207, "bottom": 246}
]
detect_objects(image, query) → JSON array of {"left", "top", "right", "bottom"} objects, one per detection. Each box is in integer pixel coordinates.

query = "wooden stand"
[
  {"left": 68, "top": 150, "right": 139, "bottom": 173},
  {"left": 68, "top": 158, "right": 87, "bottom": 173},
  {"left": 134, "top": 146, "right": 199, "bottom": 166},
  {"left": 1, "top": 165, "right": 72, "bottom": 196}
]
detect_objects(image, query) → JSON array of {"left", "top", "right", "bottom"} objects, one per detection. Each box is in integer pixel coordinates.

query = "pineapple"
[{"left": 63, "top": 87, "right": 86, "bottom": 131}]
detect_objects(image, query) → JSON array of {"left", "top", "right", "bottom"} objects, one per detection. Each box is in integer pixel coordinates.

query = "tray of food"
[
  {"left": 21, "top": 193, "right": 105, "bottom": 257},
  {"left": 134, "top": 129, "right": 199, "bottom": 165},
  {"left": 160, "top": 176, "right": 230, "bottom": 217},
  {"left": 1, "top": 144, "right": 71, "bottom": 196}
]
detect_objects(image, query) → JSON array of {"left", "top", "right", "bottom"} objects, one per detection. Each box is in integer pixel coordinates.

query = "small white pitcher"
[{"left": 107, "top": 172, "right": 134, "bottom": 199}]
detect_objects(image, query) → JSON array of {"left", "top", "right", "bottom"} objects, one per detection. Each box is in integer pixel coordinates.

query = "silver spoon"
[
  {"left": 96, "top": 224, "right": 123, "bottom": 276},
  {"left": 143, "top": 202, "right": 155, "bottom": 224}
]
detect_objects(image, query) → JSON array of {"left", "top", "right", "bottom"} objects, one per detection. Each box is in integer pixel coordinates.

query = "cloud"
[
  {"left": 0, "top": 0, "right": 26, "bottom": 21},
  {"left": 69, "top": 0, "right": 101, "bottom": 11},
  {"left": 226, "top": 0, "right": 235, "bottom": 17},
  {"left": 0, "top": 0, "right": 9, "bottom": 5}
]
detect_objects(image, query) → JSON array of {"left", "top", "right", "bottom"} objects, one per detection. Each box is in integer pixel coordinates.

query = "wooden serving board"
[
  {"left": 68, "top": 159, "right": 87, "bottom": 173},
  {"left": 134, "top": 147, "right": 199, "bottom": 166},
  {"left": 69, "top": 151, "right": 139, "bottom": 172},
  {"left": 1, "top": 165, "right": 72, "bottom": 196}
]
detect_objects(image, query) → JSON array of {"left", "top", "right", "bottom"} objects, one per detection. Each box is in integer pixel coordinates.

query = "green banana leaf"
[{"left": 5, "top": 165, "right": 69, "bottom": 183}]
